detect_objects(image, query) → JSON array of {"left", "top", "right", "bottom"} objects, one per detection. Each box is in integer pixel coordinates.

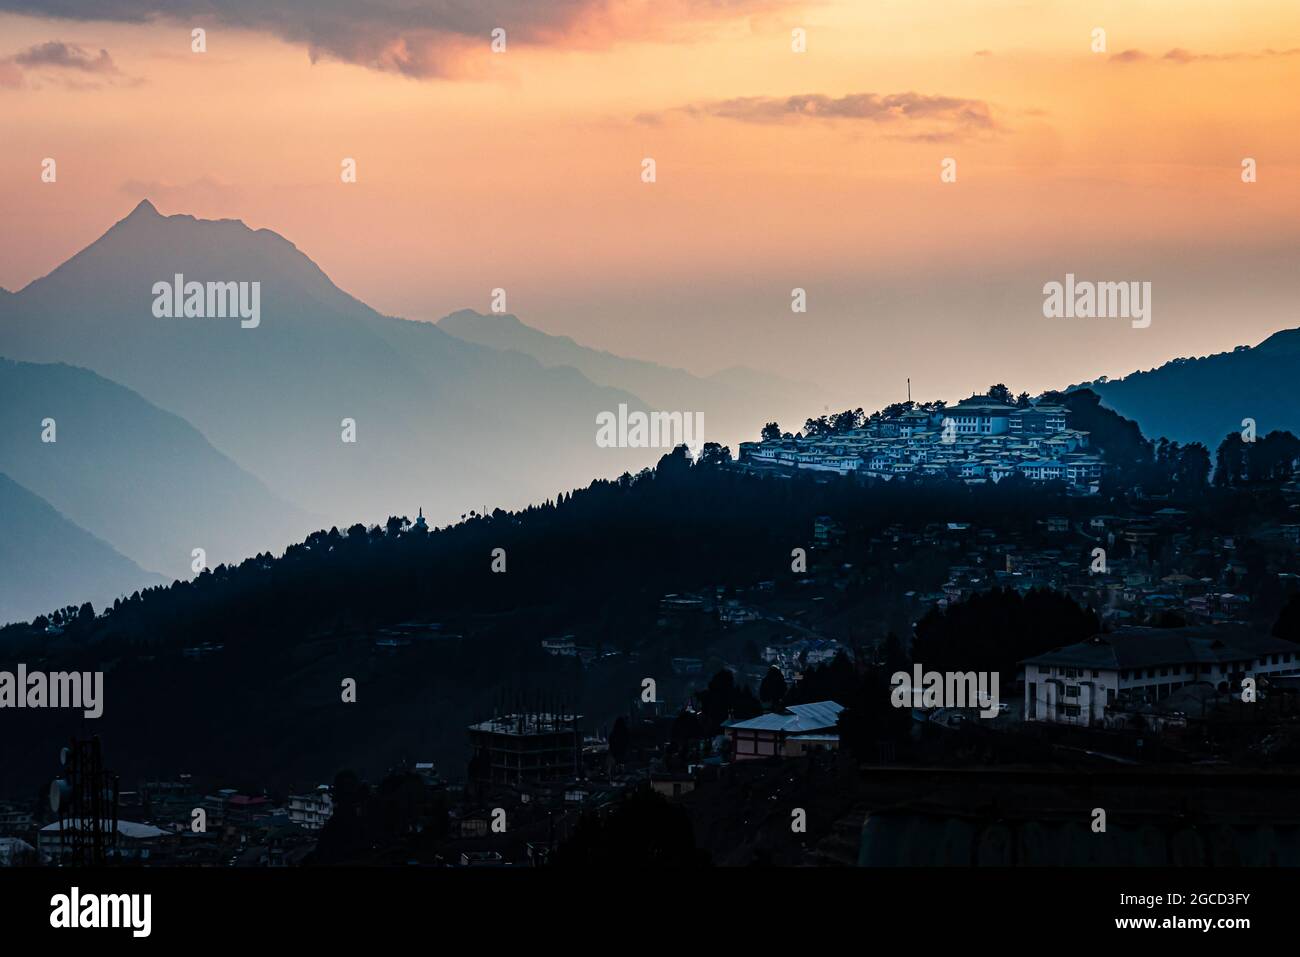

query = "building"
[
  {"left": 944, "top": 396, "right": 1016, "bottom": 436},
  {"left": 763, "top": 638, "right": 844, "bottom": 680},
  {"left": 724, "top": 700, "right": 843, "bottom": 761},
  {"left": 1009, "top": 405, "right": 1068, "bottom": 435},
  {"left": 468, "top": 712, "right": 583, "bottom": 788},
  {"left": 0, "top": 807, "right": 35, "bottom": 836},
  {"left": 287, "top": 786, "right": 334, "bottom": 831},
  {"left": 737, "top": 395, "right": 1101, "bottom": 493},
  {"left": 650, "top": 773, "right": 697, "bottom": 799},
  {"left": 540, "top": 636, "right": 577, "bottom": 656},
  {"left": 1022, "top": 626, "right": 1300, "bottom": 727},
  {"left": 38, "top": 820, "right": 169, "bottom": 865}
]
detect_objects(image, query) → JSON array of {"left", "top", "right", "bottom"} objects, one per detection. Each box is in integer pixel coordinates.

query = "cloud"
[
  {"left": 1111, "top": 46, "right": 1300, "bottom": 64},
  {"left": 11, "top": 39, "right": 120, "bottom": 73},
  {"left": 0, "top": 39, "right": 137, "bottom": 88},
  {"left": 661, "top": 91, "right": 999, "bottom": 140},
  {"left": 0, "top": 0, "right": 800, "bottom": 78}
]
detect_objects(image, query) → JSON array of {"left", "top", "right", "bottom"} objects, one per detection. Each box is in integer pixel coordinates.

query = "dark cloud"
[
  {"left": 668, "top": 91, "right": 998, "bottom": 140},
  {"left": 0, "top": 0, "right": 796, "bottom": 78},
  {"left": 0, "top": 40, "right": 137, "bottom": 88},
  {"left": 11, "top": 40, "right": 119, "bottom": 73},
  {"left": 1111, "top": 46, "right": 1300, "bottom": 64}
]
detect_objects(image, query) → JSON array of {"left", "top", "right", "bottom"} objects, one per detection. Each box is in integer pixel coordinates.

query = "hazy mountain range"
[
  {"left": 0, "top": 200, "right": 816, "bottom": 623},
  {"left": 437, "top": 308, "right": 826, "bottom": 444},
  {"left": 0, "top": 471, "right": 165, "bottom": 623},
  {"left": 0, "top": 357, "right": 309, "bottom": 581}
]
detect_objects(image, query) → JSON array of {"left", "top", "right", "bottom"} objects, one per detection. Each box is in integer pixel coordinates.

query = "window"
[
  {"left": 1160, "top": 667, "right": 1168, "bottom": 677},
  {"left": 1065, "top": 686, "right": 1080, "bottom": 698},
  {"left": 1063, "top": 704, "right": 1081, "bottom": 717}
]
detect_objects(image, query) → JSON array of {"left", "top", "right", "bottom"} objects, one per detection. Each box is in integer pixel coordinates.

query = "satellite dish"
[{"left": 50, "top": 778, "right": 71, "bottom": 813}]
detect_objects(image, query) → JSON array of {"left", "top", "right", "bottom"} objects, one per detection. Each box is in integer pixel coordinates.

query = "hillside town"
[
  {"left": 9, "top": 473, "right": 1300, "bottom": 868},
  {"left": 738, "top": 394, "right": 1103, "bottom": 492},
  {"left": 5, "top": 381, "right": 1300, "bottom": 870}
]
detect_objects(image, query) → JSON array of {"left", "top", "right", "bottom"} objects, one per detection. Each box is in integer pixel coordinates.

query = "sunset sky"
[{"left": 3, "top": 0, "right": 1299, "bottom": 414}]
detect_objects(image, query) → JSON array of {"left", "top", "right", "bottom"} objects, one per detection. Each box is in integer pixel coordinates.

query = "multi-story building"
[
  {"left": 286, "top": 786, "right": 334, "bottom": 831},
  {"left": 1022, "top": 626, "right": 1300, "bottom": 727},
  {"left": 944, "top": 396, "right": 1016, "bottom": 436},
  {"left": 467, "top": 712, "right": 583, "bottom": 788},
  {"left": 1009, "top": 405, "right": 1068, "bottom": 435}
]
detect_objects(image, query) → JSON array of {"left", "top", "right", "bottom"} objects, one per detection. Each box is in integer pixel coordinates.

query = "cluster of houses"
[
  {"left": 738, "top": 395, "right": 1103, "bottom": 492},
  {"left": 0, "top": 774, "right": 344, "bottom": 867},
  {"left": 762, "top": 637, "right": 845, "bottom": 681},
  {"left": 930, "top": 512, "right": 1300, "bottom": 628}
]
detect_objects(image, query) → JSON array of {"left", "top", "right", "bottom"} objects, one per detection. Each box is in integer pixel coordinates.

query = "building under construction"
[{"left": 467, "top": 703, "right": 583, "bottom": 788}]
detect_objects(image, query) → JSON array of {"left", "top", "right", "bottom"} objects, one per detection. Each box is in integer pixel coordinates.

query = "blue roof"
[{"left": 725, "top": 700, "right": 843, "bottom": 734}]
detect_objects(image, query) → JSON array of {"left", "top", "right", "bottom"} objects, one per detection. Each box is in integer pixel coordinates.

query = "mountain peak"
[{"left": 126, "top": 198, "right": 160, "bottom": 219}]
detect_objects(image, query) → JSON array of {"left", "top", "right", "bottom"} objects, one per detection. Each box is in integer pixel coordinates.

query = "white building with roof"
[
  {"left": 724, "top": 700, "right": 843, "bottom": 760},
  {"left": 38, "top": 820, "right": 169, "bottom": 864},
  {"left": 1022, "top": 626, "right": 1300, "bottom": 727}
]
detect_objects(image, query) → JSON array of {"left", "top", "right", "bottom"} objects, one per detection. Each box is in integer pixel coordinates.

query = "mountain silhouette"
[
  {"left": 0, "top": 357, "right": 313, "bottom": 582},
  {"left": 0, "top": 471, "right": 165, "bottom": 624},
  {"left": 0, "top": 201, "right": 660, "bottom": 531},
  {"left": 1078, "top": 328, "right": 1300, "bottom": 447}
]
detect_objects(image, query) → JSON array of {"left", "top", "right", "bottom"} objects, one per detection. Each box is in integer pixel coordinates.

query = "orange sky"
[{"left": 3, "top": 0, "right": 1299, "bottom": 411}]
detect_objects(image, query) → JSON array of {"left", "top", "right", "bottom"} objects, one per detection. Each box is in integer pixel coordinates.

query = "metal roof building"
[{"left": 724, "top": 701, "right": 844, "bottom": 761}]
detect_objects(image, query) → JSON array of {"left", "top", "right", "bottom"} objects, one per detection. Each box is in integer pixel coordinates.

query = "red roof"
[{"left": 228, "top": 795, "right": 270, "bottom": 807}]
